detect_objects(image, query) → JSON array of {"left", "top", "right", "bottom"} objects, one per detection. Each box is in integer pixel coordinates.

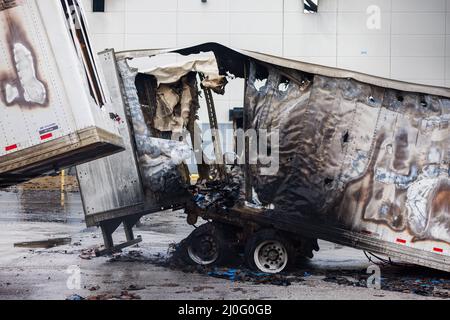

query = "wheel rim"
[
  {"left": 254, "top": 240, "right": 288, "bottom": 273},
  {"left": 187, "top": 234, "right": 219, "bottom": 265}
]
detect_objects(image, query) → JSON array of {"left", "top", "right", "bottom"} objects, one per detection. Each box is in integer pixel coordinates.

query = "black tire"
[
  {"left": 174, "top": 237, "right": 195, "bottom": 265},
  {"left": 297, "top": 237, "right": 319, "bottom": 259},
  {"left": 183, "top": 222, "right": 233, "bottom": 267},
  {"left": 245, "top": 229, "right": 295, "bottom": 273}
]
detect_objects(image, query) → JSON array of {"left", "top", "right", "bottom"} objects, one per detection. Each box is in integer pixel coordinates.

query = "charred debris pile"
[{"left": 118, "top": 54, "right": 251, "bottom": 213}]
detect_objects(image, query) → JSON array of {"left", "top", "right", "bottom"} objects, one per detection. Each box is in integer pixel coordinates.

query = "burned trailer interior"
[{"left": 80, "top": 43, "right": 450, "bottom": 273}]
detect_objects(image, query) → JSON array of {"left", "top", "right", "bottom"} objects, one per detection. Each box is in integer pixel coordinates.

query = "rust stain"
[
  {"left": 393, "top": 129, "right": 409, "bottom": 171},
  {"left": 335, "top": 132, "right": 386, "bottom": 227},
  {"left": 430, "top": 184, "right": 450, "bottom": 215},
  {"left": 369, "top": 201, "right": 405, "bottom": 231},
  {"left": 359, "top": 133, "right": 386, "bottom": 215},
  {"left": 1, "top": 9, "right": 49, "bottom": 108},
  {"left": 374, "top": 188, "right": 383, "bottom": 200}
]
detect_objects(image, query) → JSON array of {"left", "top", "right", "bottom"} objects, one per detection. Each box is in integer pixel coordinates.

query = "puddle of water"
[{"left": 0, "top": 190, "right": 83, "bottom": 224}]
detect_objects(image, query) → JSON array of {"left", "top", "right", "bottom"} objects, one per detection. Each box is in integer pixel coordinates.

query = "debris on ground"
[
  {"left": 87, "top": 285, "right": 100, "bottom": 291},
  {"left": 107, "top": 249, "right": 296, "bottom": 286},
  {"left": 79, "top": 247, "right": 97, "bottom": 260},
  {"left": 320, "top": 268, "right": 450, "bottom": 299},
  {"left": 102, "top": 243, "right": 450, "bottom": 298},
  {"left": 322, "top": 275, "right": 365, "bottom": 287},
  {"left": 14, "top": 237, "right": 71, "bottom": 249},
  {"left": 380, "top": 276, "right": 450, "bottom": 298},
  {"left": 124, "top": 284, "right": 145, "bottom": 291},
  {"left": 66, "top": 294, "right": 85, "bottom": 301},
  {"left": 108, "top": 250, "right": 147, "bottom": 262},
  {"left": 87, "top": 290, "right": 141, "bottom": 300},
  {"left": 208, "top": 268, "right": 293, "bottom": 286},
  {"left": 232, "top": 288, "right": 247, "bottom": 294},
  {"left": 193, "top": 286, "right": 214, "bottom": 292}
]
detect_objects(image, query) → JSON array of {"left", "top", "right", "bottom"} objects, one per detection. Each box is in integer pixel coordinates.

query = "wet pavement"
[{"left": 0, "top": 190, "right": 448, "bottom": 300}]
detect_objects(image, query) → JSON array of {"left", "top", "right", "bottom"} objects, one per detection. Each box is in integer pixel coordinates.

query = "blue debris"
[
  {"left": 193, "top": 194, "right": 205, "bottom": 202},
  {"left": 66, "top": 294, "right": 85, "bottom": 301},
  {"left": 208, "top": 268, "right": 291, "bottom": 286}
]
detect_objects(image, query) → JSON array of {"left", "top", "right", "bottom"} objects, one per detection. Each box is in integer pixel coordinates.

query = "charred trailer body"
[
  {"left": 76, "top": 49, "right": 206, "bottom": 253},
  {"left": 79, "top": 43, "right": 450, "bottom": 273},
  {"left": 0, "top": 0, "right": 124, "bottom": 188}
]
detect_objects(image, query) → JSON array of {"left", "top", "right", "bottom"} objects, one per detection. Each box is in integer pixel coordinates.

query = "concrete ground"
[{"left": 0, "top": 189, "right": 448, "bottom": 300}]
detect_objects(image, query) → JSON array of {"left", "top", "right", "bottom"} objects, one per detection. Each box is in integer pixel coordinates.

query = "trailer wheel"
[
  {"left": 185, "top": 223, "right": 231, "bottom": 266},
  {"left": 245, "top": 229, "right": 294, "bottom": 274}
]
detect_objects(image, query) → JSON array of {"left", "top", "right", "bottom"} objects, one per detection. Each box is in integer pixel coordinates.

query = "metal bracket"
[
  {"left": 97, "top": 214, "right": 142, "bottom": 256},
  {"left": 95, "top": 236, "right": 142, "bottom": 257}
]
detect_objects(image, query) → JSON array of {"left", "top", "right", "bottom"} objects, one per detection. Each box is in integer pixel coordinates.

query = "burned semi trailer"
[{"left": 80, "top": 43, "right": 450, "bottom": 273}]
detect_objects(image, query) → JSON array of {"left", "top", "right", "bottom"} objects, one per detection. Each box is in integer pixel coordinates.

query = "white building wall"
[{"left": 82, "top": 0, "right": 450, "bottom": 124}]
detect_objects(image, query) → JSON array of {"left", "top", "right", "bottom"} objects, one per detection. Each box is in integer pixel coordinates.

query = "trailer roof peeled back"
[{"left": 0, "top": 0, "right": 124, "bottom": 187}]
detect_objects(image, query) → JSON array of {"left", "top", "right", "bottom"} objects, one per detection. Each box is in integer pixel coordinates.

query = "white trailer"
[{"left": 0, "top": 0, "right": 124, "bottom": 187}]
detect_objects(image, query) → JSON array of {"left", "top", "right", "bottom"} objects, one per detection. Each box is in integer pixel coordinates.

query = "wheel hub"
[
  {"left": 188, "top": 234, "right": 219, "bottom": 265},
  {"left": 198, "top": 236, "right": 216, "bottom": 256},
  {"left": 266, "top": 248, "right": 280, "bottom": 261},
  {"left": 254, "top": 240, "right": 288, "bottom": 273}
]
